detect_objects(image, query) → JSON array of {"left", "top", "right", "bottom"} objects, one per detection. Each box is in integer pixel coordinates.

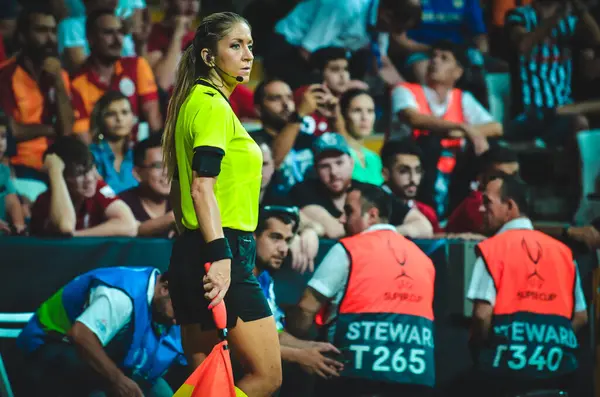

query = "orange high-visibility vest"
[
  {"left": 475, "top": 229, "right": 579, "bottom": 379},
  {"left": 329, "top": 228, "right": 436, "bottom": 387}
]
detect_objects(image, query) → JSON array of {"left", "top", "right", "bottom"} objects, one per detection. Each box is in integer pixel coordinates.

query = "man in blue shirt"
[
  {"left": 265, "top": 0, "right": 422, "bottom": 90},
  {"left": 253, "top": 205, "right": 344, "bottom": 392}
]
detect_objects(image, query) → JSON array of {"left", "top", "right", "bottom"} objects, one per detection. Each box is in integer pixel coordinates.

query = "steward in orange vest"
[
  {"left": 467, "top": 174, "right": 587, "bottom": 396},
  {"left": 389, "top": 41, "right": 502, "bottom": 217},
  {"left": 289, "top": 183, "right": 436, "bottom": 397}
]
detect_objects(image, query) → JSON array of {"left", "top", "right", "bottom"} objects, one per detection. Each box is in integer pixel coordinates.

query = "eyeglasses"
[{"left": 261, "top": 205, "right": 300, "bottom": 233}]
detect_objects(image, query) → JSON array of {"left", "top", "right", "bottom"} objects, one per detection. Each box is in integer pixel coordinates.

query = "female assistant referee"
[{"left": 162, "top": 12, "right": 282, "bottom": 397}]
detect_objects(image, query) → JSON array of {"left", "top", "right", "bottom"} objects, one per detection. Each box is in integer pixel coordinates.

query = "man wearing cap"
[
  {"left": 289, "top": 132, "right": 432, "bottom": 239},
  {"left": 391, "top": 40, "right": 503, "bottom": 218}
]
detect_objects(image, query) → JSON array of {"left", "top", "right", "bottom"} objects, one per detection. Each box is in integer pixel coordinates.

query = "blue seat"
[{"left": 574, "top": 130, "right": 600, "bottom": 225}]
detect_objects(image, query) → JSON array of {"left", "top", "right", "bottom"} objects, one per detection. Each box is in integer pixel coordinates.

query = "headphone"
[{"left": 203, "top": 51, "right": 243, "bottom": 83}]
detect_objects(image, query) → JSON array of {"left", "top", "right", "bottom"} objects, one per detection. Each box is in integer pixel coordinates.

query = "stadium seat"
[
  {"left": 0, "top": 313, "right": 33, "bottom": 397},
  {"left": 486, "top": 72, "right": 511, "bottom": 125},
  {"left": 573, "top": 130, "right": 600, "bottom": 225}
]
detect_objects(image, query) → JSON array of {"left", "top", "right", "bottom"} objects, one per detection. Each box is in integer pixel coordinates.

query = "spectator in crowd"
[
  {"left": 253, "top": 206, "right": 344, "bottom": 383},
  {"left": 17, "top": 267, "right": 184, "bottom": 397},
  {"left": 289, "top": 183, "right": 436, "bottom": 397},
  {"left": 30, "top": 136, "right": 137, "bottom": 237},
  {"left": 146, "top": 0, "right": 198, "bottom": 93},
  {"left": 89, "top": 91, "right": 138, "bottom": 193},
  {"left": 338, "top": 88, "right": 384, "bottom": 185},
  {"left": 446, "top": 146, "right": 519, "bottom": 234},
  {"left": 120, "top": 134, "right": 175, "bottom": 238},
  {"left": 266, "top": 0, "right": 422, "bottom": 90},
  {"left": 252, "top": 78, "right": 327, "bottom": 195},
  {"left": 293, "top": 47, "right": 368, "bottom": 137},
  {"left": 505, "top": 0, "right": 599, "bottom": 146},
  {"left": 504, "top": 0, "right": 600, "bottom": 212},
  {"left": 71, "top": 9, "right": 162, "bottom": 136},
  {"left": 57, "top": 0, "right": 138, "bottom": 73},
  {"left": 255, "top": 136, "right": 323, "bottom": 273},
  {"left": 392, "top": 40, "right": 502, "bottom": 217},
  {"left": 466, "top": 174, "right": 587, "bottom": 397},
  {"left": 380, "top": 139, "right": 441, "bottom": 233},
  {"left": 394, "top": 0, "right": 505, "bottom": 85},
  {"left": 290, "top": 132, "right": 433, "bottom": 239},
  {"left": 0, "top": 121, "right": 25, "bottom": 235},
  {"left": 0, "top": 5, "right": 73, "bottom": 178}
]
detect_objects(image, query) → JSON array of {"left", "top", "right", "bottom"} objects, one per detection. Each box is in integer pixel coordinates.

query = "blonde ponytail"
[
  {"left": 162, "top": 45, "right": 197, "bottom": 181},
  {"left": 162, "top": 12, "right": 251, "bottom": 181}
]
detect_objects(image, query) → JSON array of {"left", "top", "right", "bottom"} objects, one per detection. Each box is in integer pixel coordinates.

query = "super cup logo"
[{"left": 523, "top": 238, "right": 544, "bottom": 289}]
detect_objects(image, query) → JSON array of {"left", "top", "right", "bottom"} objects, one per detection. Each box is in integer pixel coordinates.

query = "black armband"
[
  {"left": 193, "top": 146, "right": 225, "bottom": 177},
  {"left": 204, "top": 238, "right": 233, "bottom": 263}
]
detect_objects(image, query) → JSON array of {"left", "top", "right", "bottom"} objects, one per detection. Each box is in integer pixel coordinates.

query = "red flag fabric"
[
  {"left": 173, "top": 340, "right": 236, "bottom": 397},
  {"left": 173, "top": 262, "right": 237, "bottom": 397}
]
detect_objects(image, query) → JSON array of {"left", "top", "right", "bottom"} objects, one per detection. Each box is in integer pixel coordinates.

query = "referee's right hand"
[{"left": 204, "top": 259, "right": 232, "bottom": 309}]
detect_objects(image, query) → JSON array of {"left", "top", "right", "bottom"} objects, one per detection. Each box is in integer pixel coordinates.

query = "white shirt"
[
  {"left": 76, "top": 269, "right": 158, "bottom": 346},
  {"left": 391, "top": 84, "right": 495, "bottom": 125},
  {"left": 275, "top": 0, "right": 388, "bottom": 54},
  {"left": 467, "top": 218, "right": 587, "bottom": 312},
  {"left": 308, "top": 224, "right": 398, "bottom": 323}
]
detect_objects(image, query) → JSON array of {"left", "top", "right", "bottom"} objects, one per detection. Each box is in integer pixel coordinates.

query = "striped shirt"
[{"left": 506, "top": 6, "right": 578, "bottom": 113}]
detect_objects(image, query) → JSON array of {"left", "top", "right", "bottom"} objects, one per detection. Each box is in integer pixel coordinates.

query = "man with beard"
[
  {"left": 252, "top": 78, "right": 334, "bottom": 195},
  {"left": 29, "top": 136, "right": 138, "bottom": 237},
  {"left": 119, "top": 134, "right": 175, "bottom": 238},
  {"left": 290, "top": 132, "right": 432, "bottom": 239},
  {"left": 253, "top": 206, "right": 345, "bottom": 389},
  {"left": 17, "top": 267, "right": 184, "bottom": 397},
  {"left": 0, "top": 5, "right": 74, "bottom": 178},
  {"left": 380, "top": 139, "right": 441, "bottom": 232},
  {"left": 58, "top": 0, "right": 139, "bottom": 73},
  {"left": 71, "top": 9, "right": 162, "bottom": 138}
]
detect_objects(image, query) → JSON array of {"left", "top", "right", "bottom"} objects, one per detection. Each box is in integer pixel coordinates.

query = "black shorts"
[{"left": 168, "top": 228, "right": 272, "bottom": 329}]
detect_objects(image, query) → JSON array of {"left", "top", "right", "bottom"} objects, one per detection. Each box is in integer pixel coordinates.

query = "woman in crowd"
[
  {"left": 89, "top": 91, "right": 138, "bottom": 194},
  {"left": 339, "top": 88, "right": 384, "bottom": 185},
  {"left": 161, "top": 12, "right": 282, "bottom": 397}
]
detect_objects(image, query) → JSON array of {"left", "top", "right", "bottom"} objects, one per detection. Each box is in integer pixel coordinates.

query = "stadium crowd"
[{"left": 2, "top": 0, "right": 600, "bottom": 396}]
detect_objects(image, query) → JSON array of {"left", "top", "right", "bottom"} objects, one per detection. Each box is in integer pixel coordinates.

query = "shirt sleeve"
[
  {"left": 57, "top": 18, "right": 86, "bottom": 54},
  {"left": 462, "top": 91, "right": 494, "bottom": 125},
  {"left": 466, "top": 256, "right": 497, "bottom": 304},
  {"left": 76, "top": 285, "right": 133, "bottom": 346},
  {"left": 300, "top": 4, "right": 353, "bottom": 52},
  {"left": 95, "top": 180, "right": 119, "bottom": 210},
  {"left": 29, "top": 193, "right": 51, "bottom": 236},
  {"left": 308, "top": 243, "right": 350, "bottom": 299},
  {"left": 191, "top": 99, "right": 232, "bottom": 151},
  {"left": 505, "top": 8, "right": 527, "bottom": 29},
  {"left": 464, "top": 0, "right": 487, "bottom": 36},
  {"left": 71, "top": 86, "right": 90, "bottom": 134},
  {"left": 136, "top": 57, "right": 159, "bottom": 102},
  {"left": 391, "top": 85, "right": 418, "bottom": 114},
  {"left": 574, "top": 261, "right": 587, "bottom": 312},
  {"left": 378, "top": 33, "right": 390, "bottom": 57}
]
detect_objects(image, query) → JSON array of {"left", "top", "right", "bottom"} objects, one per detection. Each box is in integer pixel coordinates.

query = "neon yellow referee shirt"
[{"left": 175, "top": 79, "right": 262, "bottom": 232}]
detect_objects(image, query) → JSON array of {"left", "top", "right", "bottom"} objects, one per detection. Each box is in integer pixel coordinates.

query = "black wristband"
[{"left": 204, "top": 237, "right": 233, "bottom": 263}]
